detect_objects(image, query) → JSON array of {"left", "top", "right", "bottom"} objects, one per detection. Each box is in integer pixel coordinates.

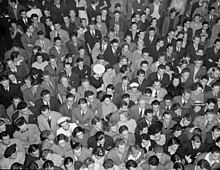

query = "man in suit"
[
  {"left": 173, "top": 89, "right": 193, "bottom": 109},
  {"left": 185, "top": 159, "right": 211, "bottom": 170},
  {"left": 173, "top": 38, "right": 186, "bottom": 65},
  {"left": 59, "top": 93, "right": 77, "bottom": 118},
  {"left": 37, "top": 105, "right": 62, "bottom": 132},
  {"left": 204, "top": 82, "right": 220, "bottom": 102},
  {"left": 160, "top": 111, "right": 177, "bottom": 135},
  {"left": 35, "top": 89, "right": 60, "bottom": 116},
  {"left": 203, "top": 7, "right": 218, "bottom": 29},
  {"left": 0, "top": 75, "right": 23, "bottom": 109},
  {"left": 17, "top": 9, "right": 31, "bottom": 32},
  {"left": 59, "top": 62, "right": 80, "bottom": 88},
  {"left": 11, "top": 101, "right": 37, "bottom": 124},
  {"left": 66, "top": 32, "right": 84, "bottom": 55},
  {"left": 49, "top": 37, "right": 68, "bottom": 64},
  {"left": 23, "top": 79, "right": 43, "bottom": 107},
  {"left": 148, "top": 79, "right": 167, "bottom": 102},
  {"left": 194, "top": 146, "right": 220, "bottom": 169},
  {"left": 72, "top": 98, "right": 95, "bottom": 131},
  {"left": 50, "top": 21, "right": 70, "bottom": 45},
  {"left": 35, "top": 31, "right": 52, "bottom": 54},
  {"left": 109, "top": 10, "right": 125, "bottom": 32},
  {"left": 144, "top": 27, "right": 159, "bottom": 49},
  {"left": 31, "top": 14, "right": 45, "bottom": 34},
  {"left": 77, "top": 78, "right": 97, "bottom": 98},
  {"left": 21, "top": 24, "right": 38, "bottom": 65},
  {"left": 114, "top": 76, "right": 130, "bottom": 97},
  {"left": 130, "top": 95, "right": 151, "bottom": 121},
  {"left": 187, "top": 56, "right": 207, "bottom": 83},
  {"left": 5, "top": 43, "right": 28, "bottom": 62},
  {"left": 147, "top": 64, "right": 170, "bottom": 88},
  {"left": 45, "top": 16, "right": 55, "bottom": 39},
  {"left": 73, "top": 58, "right": 91, "bottom": 81},
  {"left": 7, "top": 0, "right": 25, "bottom": 21},
  {"left": 131, "top": 69, "right": 149, "bottom": 93},
  {"left": 86, "top": 0, "right": 100, "bottom": 22},
  {"left": 104, "top": 39, "right": 122, "bottom": 65},
  {"left": 85, "top": 91, "right": 103, "bottom": 117},
  {"left": 193, "top": 109, "right": 218, "bottom": 133},
  {"left": 84, "top": 21, "right": 102, "bottom": 54},
  {"left": 61, "top": 15, "right": 76, "bottom": 36}
]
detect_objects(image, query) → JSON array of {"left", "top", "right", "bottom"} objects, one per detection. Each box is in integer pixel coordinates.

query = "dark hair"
[
  {"left": 125, "top": 160, "right": 138, "bottom": 169},
  {"left": 42, "top": 160, "right": 54, "bottom": 170},
  {"left": 10, "top": 162, "right": 23, "bottom": 170},
  {"left": 119, "top": 125, "right": 128, "bottom": 134},
  {"left": 64, "top": 157, "right": 73, "bottom": 167},
  {"left": 103, "top": 159, "right": 114, "bottom": 169},
  {"left": 173, "top": 162, "right": 184, "bottom": 170},
  {"left": 148, "top": 155, "right": 159, "bottom": 166},
  {"left": 197, "top": 159, "right": 211, "bottom": 170},
  {"left": 28, "top": 144, "right": 39, "bottom": 154},
  {"left": 72, "top": 126, "right": 85, "bottom": 137}
]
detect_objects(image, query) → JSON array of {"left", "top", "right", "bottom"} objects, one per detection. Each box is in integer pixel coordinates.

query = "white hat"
[
  {"left": 57, "top": 117, "right": 70, "bottom": 125},
  {"left": 93, "top": 64, "right": 105, "bottom": 74},
  {"left": 130, "top": 82, "right": 139, "bottom": 88}
]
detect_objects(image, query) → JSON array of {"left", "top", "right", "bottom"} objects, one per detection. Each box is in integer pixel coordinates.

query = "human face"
[
  {"left": 193, "top": 141, "right": 201, "bottom": 149},
  {"left": 74, "top": 147, "right": 82, "bottom": 157},
  {"left": 211, "top": 152, "right": 220, "bottom": 161},
  {"left": 31, "top": 149, "right": 40, "bottom": 157},
  {"left": 213, "top": 85, "right": 220, "bottom": 94},
  {"left": 104, "top": 98, "right": 111, "bottom": 105},
  {"left": 63, "top": 16, "right": 69, "bottom": 24},
  {"left": 138, "top": 73, "right": 145, "bottom": 82},
  {"left": 118, "top": 144, "right": 125, "bottom": 154},
  {"left": 194, "top": 37, "right": 200, "bottom": 45},
  {"left": 206, "top": 102, "right": 215, "bottom": 110},
  {"left": 174, "top": 130, "right": 182, "bottom": 137},
  {"left": 80, "top": 103, "right": 88, "bottom": 112},
  {"left": 37, "top": 55, "right": 43, "bottom": 63},
  {"left": 61, "top": 77, "right": 69, "bottom": 87},
  {"left": 146, "top": 113, "right": 153, "bottom": 122},
  {"left": 121, "top": 130, "right": 129, "bottom": 140},
  {"left": 149, "top": 30, "right": 155, "bottom": 37},
  {"left": 87, "top": 95, "right": 94, "bottom": 103},
  {"left": 213, "top": 130, "right": 220, "bottom": 139},
  {"left": 112, "top": 42, "right": 119, "bottom": 50},
  {"left": 106, "top": 88, "right": 113, "bottom": 95},
  {"left": 65, "top": 162, "right": 74, "bottom": 170},
  {"left": 206, "top": 113, "right": 214, "bottom": 122},
  {"left": 55, "top": 40, "right": 62, "bottom": 47},
  {"left": 141, "top": 127, "right": 148, "bottom": 134},
  {"left": 32, "top": 17, "right": 38, "bottom": 24},
  {"left": 215, "top": 42, "right": 220, "bottom": 50},
  {"left": 183, "top": 92, "right": 191, "bottom": 101},
  {"left": 67, "top": 97, "right": 74, "bottom": 106},
  {"left": 158, "top": 57, "right": 165, "bottom": 64},
  {"left": 194, "top": 106, "right": 202, "bottom": 112},
  {"left": 158, "top": 68, "right": 165, "bottom": 77},
  {"left": 0, "top": 123, "right": 6, "bottom": 132},
  {"left": 76, "top": 132, "right": 83, "bottom": 140},
  {"left": 173, "top": 78, "right": 180, "bottom": 87},
  {"left": 1, "top": 79, "right": 10, "bottom": 88},
  {"left": 60, "top": 121, "right": 69, "bottom": 131},
  {"left": 141, "top": 64, "right": 148, "bottom": 71},
  {"left": 195, "top": 87, "right": 203, "bottom": 95},
  {"left": 21, "top": 107, "right": 30, "bottom": 115},
  {"left": 182, "top": 72, "right": 190, "bottom": 80},
  {"left": 153, "top": 81, "right": 161, "bottom": 91},
  {"left": 152, "top": 105, "right": 160, "bottom": 113},
  {"left": 58, "top": 139, "right": 66, "bottom": 148},
  {"left": 195, "top": 60, "right": 203, "bottom": 68},
  {"left": 164, "top": 114, "right": 172, "bottom": 124},
  {"left": 2, "top": 135, "right": 10, "bottom": 145},
  {"left": 8, "top": 74, "right": 16, "bottom": 82},
  {"left": 64, "top": 64, "right": 72, "bottom": 73},
  {"left": 82, "top": 81, "right": 89, "bottom": 90},
  {"left": 42, "top": 109, "right": 50, "bottom": 118}
]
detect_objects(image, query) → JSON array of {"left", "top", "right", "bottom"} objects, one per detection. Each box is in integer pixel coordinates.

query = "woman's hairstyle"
[
  {"left": 72, "top": 126, "right": 85, "bottom": 137},
  {"left": 92, "top": 146, "right": 105, "bottom": 157},
  {"left": 171, "top": 153, "right": 182, "bottom": 163},
  {"left": 10, "top": 162, "right": 23, "bottom": 170},
  {"left": 167, "top": 137, "right": 181, "bottom": 147},
  {"left": 54, "top": 134, "right": 68, "bottom": 145},
  {"left": 125, "top": 160, "right": 138, "bottom": 169}
]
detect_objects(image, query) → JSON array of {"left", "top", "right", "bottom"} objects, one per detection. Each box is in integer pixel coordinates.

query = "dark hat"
[
  {"left": 4, "top": 144, "right": 17, "bottom": 158},
  {"left": 148, "top": 121, "right": 163, "bottom": 135},
  {"left": 17, "top": 101, "right": 28, "bottom": 110}
]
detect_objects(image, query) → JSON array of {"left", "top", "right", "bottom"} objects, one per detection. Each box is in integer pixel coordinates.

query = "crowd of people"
[{"left": 1, "top": 0, "right": 220, "bottom": 169}]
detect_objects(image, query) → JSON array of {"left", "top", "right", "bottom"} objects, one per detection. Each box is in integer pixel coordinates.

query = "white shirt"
[
  {"left": 57, "top": 123, "right": 77, "bottom": 137},
  {"left": 193, "top": 66, "right": 200, "bottom": 81}
]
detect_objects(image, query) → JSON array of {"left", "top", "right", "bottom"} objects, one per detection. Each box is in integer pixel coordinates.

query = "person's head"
[
  {"left": 111, "top": 39, "right": 119, "bottom": 50},
  {"left": 0, "top": 75, "right": 10, "bottom": 88},
  {"left": 151, "top": 18, "right": 157, "bottom": 27},
  {"left": 194, "top": 56, "right": 203, "bottom": 68},
  {"left": 55, "top": 134, "right": 68, "bottom": 148},
  {"left": 10, "top": 162, "right": 24, "bottom": 170},
  {"left": 158, "top": 53, "right": 166, "bottom": 64},
  {"left": 206, "top": 98, "right": 217, "bottom": 110},
  {"left": 28, "top": 144, "right": 40, "bottom": 158},
  {"left": 122, "top": 76, "right": 129, "bottom": 86},
  {"left": 171, "top": 153, "right": 182, "bottom": 164},
  {"left": 63, "top": 15, "right": 70, "bottom": 24},
  {"left": 31, "top": 13, "right": 38, "bottom": 24},
  {"left": 142, "top": 48, "right": 150, "bottom": 59},
  {"left": 115, "top": 138, "right": 126, "bottom": 153},
  {"left": 191, "top": 134, "right": 202, "bottom": 149},
  {"left": 151, "top": 100, "right": 160, "bottom": 112},
  {"left": 45, "top": 16, "right": 53, "bottom": 26},
  {"left": 103, "top": 159, "right": 114, "bottom": 170},
  {"left": 72, "top": 126, "right": 84, "bottom": 140},
  {"left": 149, "top": 27, "right": 156, "bottom": 37},
  {"left": 106, "top": 84, "right": 115, "bottom": 95},
  {"left": 144, "top": 109, "right": 154, "bottom": 122},
  {"left": 194, "top": 13, "right": 201, "bottom": 23},
  {"left": 93, "top": 146, "right": 105, "bottom": 160},
  {"left": 113, "top": 10, "right": 121, "bottom": 20},
  {"left": 181, "top": 68, "right": 190, "bottom": 80},
  {"left": 193, "top": 82, "right": 204, "bottom": 95},
  {"left": 17, "top": 101, "right": 30, "bottom": 116},
  {"left": 119, "top": 55, "right": 128, "bottom": 66},
  {"left": 212, "top": 125, "right": 220, "bottom": 140},
  {"left": 19, "top": 9, "right": 27, "bottom": 19},
  {"left": 205, "top": 109, "right": 215, "bottom": 122},
  {"left": 167, "top": 137, "right": 180, "bottom": 152},
  {"left": 140, "top": 60, "right": 149, "bottom": 72},
  {"left": 54, "top": 37, "right": 62, "bottom": 47},
  {"left": 182, "top": 89, "right": 191, "bottom": 101},
  {"left": 214, "top": 39, "right": 220, "bottom": 50},
  {"left": 40, "top": 130, "right": 55, "bottom": 144},
  {"left": 181, "top": 114, "right": 192, "bottom": 127},
  {"left": 148, "top": 155, "right": 159, "bottom": 170},
  {"left": 196, "top": 159, "right": 211, "bottom": 170},
  {"left": 40, "top": 105, "right": 51, "bottom": 118},
  {"left": 125, "top": 159, "right": 137, "bottom": 170},
  {"left": 95, "top": 131, "right": 105, "bottom": 146},
  {"left": 14, "top": 117, "right": 27, "bottom": 132},
  {"left": 200, "top": 75, "right": 209, "bottom": 87},
  {"left": 138, "top": 95, "right": 146, "bottom": 109},
  {"left": 119, "top": 125, "right": 129, "bottom": 140},
  {"left": 193, "top": 36, "right": 201, "bottom": 45},
  {"left": 41, "top": 89, "right": 51, "bottom": 102},
  {"left": 0, "top": 132, "right": 10, "bottom": 145},
  {"left": 84, "top": 157, "right": 95, "bottom": 169},
  {"left": 42, "top": 160, "right": 54, "bottom": 170},
  {"left": 153, "top": 79, "right": 161, "bottom": 91},
  {"left": 163, "top": 111, "right": 172, "bottom": 125},
  {"left": 27, "top": 24, "right": 35, "bottom": 33},
  {"left": 64, "top": 157, "right": 74, "bottom": 170},
  {"left": 91, "top": 116, "right": 102, "bottom": 130},
  {"left": 71, "top": 142, "right": 82, "bottom": 157},
  {"left": 211, "top": 82, "right": 220, "bottom": 94},
  {"left": 78, "top": 98, "right": 88, "bottom": 111},
  {"left": 173, "top": 162, "right": 184, "bottom": 170},
  {"left": 64, "top": 62, "right": 73, "bottom": 74}
]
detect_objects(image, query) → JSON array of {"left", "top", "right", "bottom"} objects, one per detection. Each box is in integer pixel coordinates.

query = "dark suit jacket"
[
  {"left": 72, "top": 107, "right": 95, "bottom": 130},
  {"left": 187, "top": 64, "right": 207, "bottom": 81},
  {"left": 114, "top": 83, "right": 129, "bottom": 97},
  {"left": 204, "top": 47, "right": 220, "bottom": 69},
  {"left": 144, "top": 34, "right": 159, "bottom": 49},
  {"left": 0, "top": 83, "right": 23, "bottom": 108},
  {"left": 86, "top": 5, "right": 100, "bottom": 22},
  {"left": 61, "top": 22, "right": 76, "bottom": 35},
  {"left": 11, "top": 108, "right": 37, "bottom": 124},
  {"left": 161, "top": 15, "right": 179, "bottom": 37},
  {"left": 88, "top": 135, "right": 114, "bottom": 151},
  {"left": 185, "top": 44, "right": 203, "bottom": 63},
  {"left": 104, "top": 46, "right": 122, "bottom": 65},
  {"left": 84, "top": 29, "right": 102, "bottom": 52},
  {"left": 172, "top": 96, "right": 193, "bottom": 109},
  {"left": 44, "top": 63, "right": 64, "bottom": 78},
  {"left": 58, "top": 71, "right": 80, "bottom": 88},
  {"left": 59, "top": 102, "right": 77, "bottom": 119},
  {"left": 49, "top": 45, "right": 68, "bottom": 64},
  {"left": 146, "top": 72, "right": 170, "bottom": 88},
  {"left": 23, "top": 87, "right": 44, "bottom": 106},
  {"left": 131, "top": 78, "right": 148, "bottom": 93},
  {"left": 66, "top": 39, "right": 84, "bottom": 55},
  {"left": 72, "top": 65, "right": 91, "bottom": 80},
  {"left": 7, "top": 5, "right": 25, "bottom": 21},
  {"left": 40, "top": 79, "right": 57, "bottom": 97},
  {"left": 35, "top": 97, "right": 60, "bottom": 116},
  {"left": 195, "top": 152, "right": 220, "bottom": 169},
  {"left": 17, "top": 18, "right": 32, "bottom": 32}
]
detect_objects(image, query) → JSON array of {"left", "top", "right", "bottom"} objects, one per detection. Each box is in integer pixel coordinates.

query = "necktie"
[
  {"left": 206, "top": 121, "right": 210, "bottom": 128},
  {"left": 47, "top": 118, "right": 51, "bottom": 128},
  {"left": 82, "top": 111, "right": 85, "bottom": 117},
  {"left": 155, "top": 91, "right": 158, "bottom": 98},
  {"left": 183, "top": 101, "right": 186, "bottom": 106},
  {"left": 57, "top": 31, "right": 60, "bottom": 37},
  {"left": 49, "top": 82, "right": 54, "bottom": 90},
  {"left": 33, "top": 91, "right": 36, "bottom": 98}
]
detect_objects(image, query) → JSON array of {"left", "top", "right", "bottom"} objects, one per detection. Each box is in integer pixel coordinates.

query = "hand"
[
  {"left": 208, "top": 58, "right": 213, "bottom": 62},
  {"left": 185, "top": 155, "right": 192, "bottom": 163}
]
